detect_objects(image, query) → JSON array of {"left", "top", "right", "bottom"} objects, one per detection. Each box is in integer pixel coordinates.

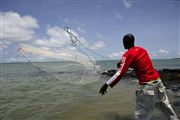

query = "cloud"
[
  {"left": 109, "top": 51, "right": 125, "bottom": 58},
  {"left": 19, "top": 44, "right": 95, "bottom": 68},
  {"left": 35, "top": 26, "right": 70, "bottom": 47},
  {"left": 6, "top": 58, "right": 17, "bottom": 62},
  {"left": 0, "top": 41, "right": 10, "bottom": 50},
  {"left": 91, "top": 41, "right": 106, "bottom": 50},
  {"left": 17, "top": 26, "right": 99, "bottom": 67},
  {"left": 1, "top": 11, "right": 39, "bottom": 42},
  {"left": 35, "top": 26, "right": 89, "bottom": 48},
  {"left": 149, "top": 49, "right": 170, "bottom": 58},
  {"left": 158, "top": 49, "right": 169, "bottom": 54},
  {"left": 149, "top": 51, "right": 158, "bottom": 57},
  {"left": 123, "top": 0, "right": 132, "bottom": 8},
  {"left": 1, "top": 11, "right": 104, "bottom": 63}
]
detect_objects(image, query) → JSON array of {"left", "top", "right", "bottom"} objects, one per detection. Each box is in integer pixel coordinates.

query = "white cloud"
[
  {"left": 91, "top": 41, "right": 106, "bottom": 50},
  {"left": 18, "top": 26, "right": 98, "bottom": 67},
  {"left": 15, "top": 25, "right": 102, "bottom": 66},
  {"left": 149, "top": 52, "right": 158, "bottom": 57},
  {"left": 1, "top": 11, "right": 39, "bottom": 42},
  {"left": 123, "top": 0, "right": 132, "bottom": 8},
  {"left": 149, "top": 49, "right": 171, "bottom": 58},
  {"left": 7, "top": 58, "right": 17, "bottom": 62},
  {"left": 19, "top": 44, "right": 71, "bottom": 59},
  {"left": 109, "top": 51, "right": 125, "bottom": 58},
  {"left": 35, "top": 26, "right": 89, "bottom": 48},
  {"left": 158, "top": 49, "right": 169, "bottom": 54},
  {"left": 19, "top": 44, "right": 95, "bottom": 68},
  {"left": 35, "top": 26, "right": 70, "bottom": 47},
  {"left": 0, "top": 41, "right": 10, "bottom": 49}
]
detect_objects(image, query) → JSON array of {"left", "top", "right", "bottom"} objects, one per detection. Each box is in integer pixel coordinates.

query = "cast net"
[{"left": 18, "top": 27, "right": 105, "bottom": 84}]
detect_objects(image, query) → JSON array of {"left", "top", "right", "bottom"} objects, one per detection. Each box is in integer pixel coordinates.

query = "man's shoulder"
[
  {"left": 124, "top": 46, "right": 147, "bottom": 56},
  {"left": 128, "top": 46, "right": 145, "bottom": 52},
  {"left": 125, "top": 46, "right": 147, "bottom": 56},
  {"left": 135, "top": 46, "right": 144, "bottom": 49},
  {"left": 134, "top": 46, "right": 147, "bottom": 52}
]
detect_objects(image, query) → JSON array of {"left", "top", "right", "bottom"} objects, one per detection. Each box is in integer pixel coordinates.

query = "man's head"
[{"left": 123, "top": 34, "right": 135, "bottom": 49}]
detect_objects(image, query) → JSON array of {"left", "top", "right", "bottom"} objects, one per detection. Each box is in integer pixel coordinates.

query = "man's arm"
[{"left": 99, "top": 56, "right": 133, "bottom": 95}]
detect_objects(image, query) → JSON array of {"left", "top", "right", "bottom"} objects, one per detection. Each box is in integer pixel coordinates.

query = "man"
[{"left": 99, "top": 34, "right": 179, "bottom": 120}]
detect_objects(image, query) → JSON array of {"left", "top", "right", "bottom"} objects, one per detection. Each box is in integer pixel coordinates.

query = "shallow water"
[{"left": 0, "top": 60, "right": 179, "bottom": 120}]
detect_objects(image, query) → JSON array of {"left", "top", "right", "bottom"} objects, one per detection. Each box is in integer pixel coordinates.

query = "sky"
[{"left": 1, "top": 0, "right": 180, "bottom": 63}]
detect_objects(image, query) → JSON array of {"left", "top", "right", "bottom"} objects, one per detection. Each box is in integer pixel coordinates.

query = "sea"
[{"left": 0, "top": 59, "right": 180, "bottom": 120}]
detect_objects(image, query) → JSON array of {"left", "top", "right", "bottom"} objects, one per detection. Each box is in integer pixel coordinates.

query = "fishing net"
[{"left": 18, "top": 27, "right": 104, "bottom": 84}]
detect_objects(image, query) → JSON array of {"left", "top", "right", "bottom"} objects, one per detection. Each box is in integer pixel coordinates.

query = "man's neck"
[{"left": 128, "top": 45, "right": 135, "bottom": 50}]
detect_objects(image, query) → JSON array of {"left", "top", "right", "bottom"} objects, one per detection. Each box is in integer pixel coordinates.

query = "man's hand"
[{"left": 99, "top": 83, "right": 108, "bottom": 95}]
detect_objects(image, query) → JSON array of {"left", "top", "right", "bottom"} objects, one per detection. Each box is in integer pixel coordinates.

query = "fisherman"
[{"left": 99, "top": 34, "right": 179, "bottom": 120}]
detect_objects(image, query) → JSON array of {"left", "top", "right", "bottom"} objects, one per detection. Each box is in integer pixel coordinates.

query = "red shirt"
[{"left": 106, "top": 46, "right": 160, "bottom": 87}]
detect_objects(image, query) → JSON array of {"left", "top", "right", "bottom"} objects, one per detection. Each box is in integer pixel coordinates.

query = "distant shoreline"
[
  {"left": 102, "top": 68, "right": 180, "bottom": 89},
  {"left": 1, "top": 58, "right": 180, "bottom": 64}
]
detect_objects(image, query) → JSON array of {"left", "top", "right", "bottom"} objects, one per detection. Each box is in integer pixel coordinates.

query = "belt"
[{"left": 140, "top": 78, "right": 161, "bottom": 85}]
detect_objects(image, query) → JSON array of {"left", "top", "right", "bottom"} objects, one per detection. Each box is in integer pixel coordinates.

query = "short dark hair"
[
  {"left": 123, "top": 34, "right": 135, "bottom": 43},
  {"left": 123, "top": 34, "right": 135, "bottom": 49}
]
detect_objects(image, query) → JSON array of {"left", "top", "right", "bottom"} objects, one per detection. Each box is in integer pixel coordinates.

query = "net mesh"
[{"left": 17, "top": 27, "right": 104, "bottom": 84}]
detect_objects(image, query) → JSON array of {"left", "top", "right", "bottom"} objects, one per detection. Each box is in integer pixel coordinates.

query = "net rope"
[{"left": 17, "top": 27, "right": 108, "bottom": 84}]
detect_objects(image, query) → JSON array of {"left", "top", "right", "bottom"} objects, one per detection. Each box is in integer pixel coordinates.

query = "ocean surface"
[{"left": 0, "top": 59, "right": 180, "bottom": 120}]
